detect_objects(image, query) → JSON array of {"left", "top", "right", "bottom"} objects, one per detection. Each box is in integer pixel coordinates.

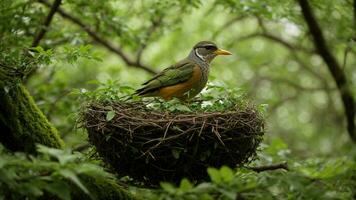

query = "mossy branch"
[{"left": 0, "top": 83, "right": 64, "bottom": 152}]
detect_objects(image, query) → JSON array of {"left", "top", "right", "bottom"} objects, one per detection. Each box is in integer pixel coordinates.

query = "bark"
[{"left": 0, "top": 80, "right": 64, "bottom": 152}]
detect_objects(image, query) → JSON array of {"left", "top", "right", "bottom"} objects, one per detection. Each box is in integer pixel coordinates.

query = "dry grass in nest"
[{"left": 81, "top": 100, "right": 264, "bottom": 185}]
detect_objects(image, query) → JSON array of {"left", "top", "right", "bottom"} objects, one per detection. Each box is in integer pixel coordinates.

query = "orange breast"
[{"left": 158, "top": 66, "right": 202, "bottom": 100}]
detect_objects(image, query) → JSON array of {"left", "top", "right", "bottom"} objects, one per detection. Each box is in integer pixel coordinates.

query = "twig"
[
  {"left": 298, "top": 0, "right": 356, "bottom": 142},
  {"left": 255, "top": 15, "right": 267, "bottom": 33},
  {"left": 38, "top": 0, "right": 157, "bottom": 75},
  {"left": 31, "top": 0, "right": 62, "bottom": 47},
  {"left": 25, "top": 0, "right": 62, "bottom": 81},
  {"left": 246, "top": 161, "right": 289, "bottom": 173}
]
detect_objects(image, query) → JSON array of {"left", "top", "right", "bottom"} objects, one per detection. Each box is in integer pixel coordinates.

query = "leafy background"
[{"left": 1, "top": 0, "right": 356, "bottom": 199}]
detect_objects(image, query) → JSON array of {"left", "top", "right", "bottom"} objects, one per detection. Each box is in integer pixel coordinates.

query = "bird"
[{"left": 135, "top": 41, "right": 232, "bottom": 101}]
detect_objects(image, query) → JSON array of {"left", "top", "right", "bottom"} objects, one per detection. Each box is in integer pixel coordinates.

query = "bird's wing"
[{"left": 136, "top": 60, "right": 196, "bottom": 95}]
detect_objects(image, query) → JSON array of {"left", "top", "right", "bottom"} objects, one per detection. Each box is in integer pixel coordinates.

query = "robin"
[{"left": 135, "top": 41, "right": 232, "bottom": 100}]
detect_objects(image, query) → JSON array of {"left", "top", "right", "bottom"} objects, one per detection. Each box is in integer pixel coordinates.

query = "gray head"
[{"left": 189, "top": 41, "right": 232, "bottom": 63}]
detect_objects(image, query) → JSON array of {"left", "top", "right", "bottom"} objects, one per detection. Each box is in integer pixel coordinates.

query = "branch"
[
  {"left": 31, "top": 0, "right": 62, "bottom": 47},
  {"left": 236, "top": 32, "right": 325, "bottom": 81},
  {"left": 298, "top": 0, "right": 356, "bottom": 142},
  {"left": 354, "top": 0, "right": 356, "bottom": 31},
  {"left": 212, "top": 16, "right": 246, "bottom": 39},
  {"left": 136, "top": 17, "right": 163, "bottom": 64},
  {"left": 246, "top": 162, "right": 289, "bottom": 173},
  {"left": 258, "top": 76, "right": 332, "bottom": 92},
  {"left": 38, "top": 0, "right": 157, "bottom": 75},
  {"left": 237, "top": 32, "right": 313, "bottom": 53}
]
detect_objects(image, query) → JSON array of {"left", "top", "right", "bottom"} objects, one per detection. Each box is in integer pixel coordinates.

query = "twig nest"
[{"left": 82, "top": 99, "right": 264, "bottom": 184}]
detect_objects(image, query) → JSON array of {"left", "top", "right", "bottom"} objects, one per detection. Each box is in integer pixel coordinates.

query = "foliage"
[
  {"left": 133, "top": 140, "right": 356, "bottom": 200},
  {"left": 0, "top": 144, "right": 135, "bottom": 200}
]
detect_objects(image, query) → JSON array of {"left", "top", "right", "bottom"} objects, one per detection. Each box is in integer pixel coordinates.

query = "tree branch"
[
  {"left": 236, "top": 32, "right": 325, "bottom": 82},
  {"left": 136, "top": 17, "right": 163, "bottom": 64},
  {"left": 354, "top": 0, "right": 356, "bottom": 31},
  {"left": 212, "top": 15, "right": 246, "bottom": 39},
  {"left": 258, "top": 76, "right": 332, "bottom": 92},
  {"left": 31, "top": 0, "right": 62, "bottom": 47},
  {"left": 298, "top": 0, "right": 356, "bottom": 142},
  {"left": 246, "top": 162, "right": 289, "bottom": 173},
  {"left": 38, "top": 0, "right": 157, "bottom": 75},
  {"left": 237, "top": 32, "right": 314, "bottom": 53}
]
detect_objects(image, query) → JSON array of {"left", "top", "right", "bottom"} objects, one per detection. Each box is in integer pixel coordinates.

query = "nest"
[{"left": 82, "top": 100, "right": 264, "bottom": 184}]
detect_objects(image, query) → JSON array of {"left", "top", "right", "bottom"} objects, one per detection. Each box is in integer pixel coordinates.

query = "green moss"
[{"left": 0, "top": 83, "right": 64, "bottom": 152}]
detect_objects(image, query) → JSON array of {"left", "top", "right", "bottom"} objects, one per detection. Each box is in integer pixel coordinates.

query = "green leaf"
[
  {"left": 20, "top": 182, "right": 44, "bottom": 197},
  {"left": 160, "top": 182, "right": 176, "bottom": 194},
  {"left": 37, "top": 145, "right": 78, "bottom": 165},
  {"left": 106, "top": 111, "right": 116, "bottom": 121},
  {"left": 207, "top": 168, "right": 221, "bottom": 184},
  {"left": 179, "top": 178, "right": 192, "bottom": 192},
  {"left": 59, "top": 169, "right": 90, "bottom": 195},
  {"left": 172, "top": 149, "right": 181, "bottom": 159},
  {"left": 220, "top": 166, "right": 234, "bottom": 183},
  {"left": 43, "top": 181, "right": 71, "bottom": 200},
  {"left": 200, "top": 193, "right": 214, "bottom": 200},
  {"left": 218, "top": 188, "right": 236, "bottom": 200}
]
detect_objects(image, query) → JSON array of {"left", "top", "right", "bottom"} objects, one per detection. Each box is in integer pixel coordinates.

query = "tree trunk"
[{"left": 0, "top": 82, "right": 64, "bottom": 153}]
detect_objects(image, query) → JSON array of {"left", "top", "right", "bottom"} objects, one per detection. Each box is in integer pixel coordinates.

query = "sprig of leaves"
[
  {"left": 0, "top": 144, "right": 117, "bottom": 200},
  {"left": 75, "top": 80, "right": 259, "bottom": 114}
]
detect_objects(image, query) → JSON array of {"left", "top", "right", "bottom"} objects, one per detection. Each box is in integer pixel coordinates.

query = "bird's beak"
[{"left": 214, "top": 48, "right": 232, "bottom": 55}]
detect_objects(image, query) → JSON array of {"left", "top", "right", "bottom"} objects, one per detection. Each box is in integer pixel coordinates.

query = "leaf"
[
  {"left": 220, "top": 166, "right": 234, "bottom": 183},
  {"left": 257, "top": 103, "right": 269, "bottom": 114},
  {"left": 160, "top": 182, "right": 176, "bottom": 194},
  {"left": 192, "top": 182, "right": 215, "bottom": 193},
  {"left": 43, "top": 181, "right": 71, "bottom": 200},
  {"left": 179, "top": 178, "right": 192, "bottom": 192},
  {"left": 169, "top": 104, "right": 191, "bottom": 112},
  {"left": 106, "top": 111, "right": 116, "bottom": 121},
  {"left": 218, "top": 188, "right": 237, "bottom": 200},
  {"left": 36, "top": 145, "right": 78, "bottom": 165},
  {"left": 59, "top": 169, "right": 90, "bottom": 195},
  {"left": 200, "top": 193, "right": 214, "bottom": 200},
  {"left": 20, "top": 182, "right": 44, "bottom": 197},
  {"left": 207, "top": 168, "right": 221, "bottom": 184},
  {"left": 172, "top": 149, "right": 180, "bottom": 159}
]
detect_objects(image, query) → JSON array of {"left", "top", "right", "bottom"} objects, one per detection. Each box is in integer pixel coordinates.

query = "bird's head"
[{"left": 191, "top": 41, "right": 232, "bottom": 63}]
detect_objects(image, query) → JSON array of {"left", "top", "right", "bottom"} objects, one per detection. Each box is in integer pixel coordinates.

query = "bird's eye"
[{"left": 204, "top": 46, "right": 216, "bottom": 50}]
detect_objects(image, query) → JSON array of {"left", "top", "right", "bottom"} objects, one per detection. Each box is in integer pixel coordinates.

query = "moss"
[{"left": 0, "top": 83, "right": 64, "bottom": 152}]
